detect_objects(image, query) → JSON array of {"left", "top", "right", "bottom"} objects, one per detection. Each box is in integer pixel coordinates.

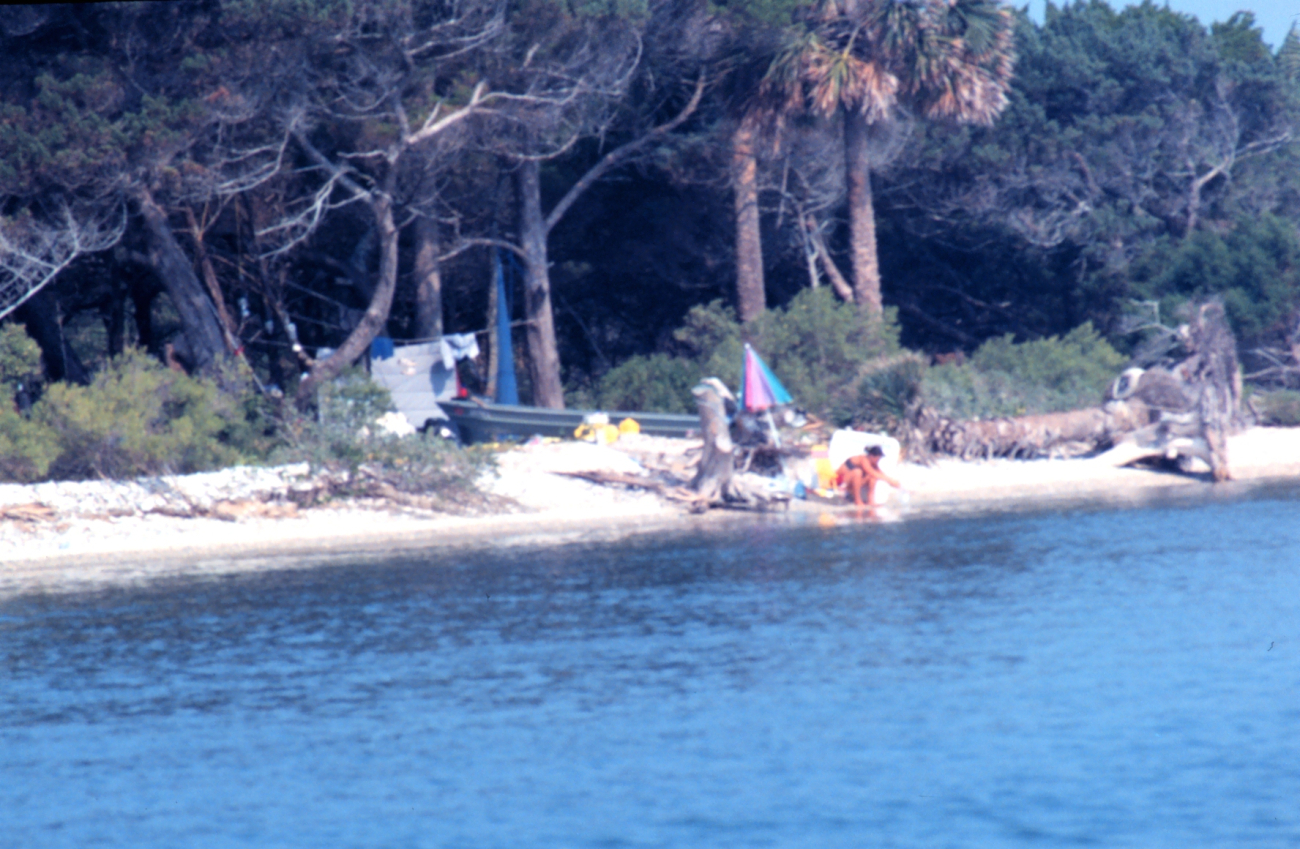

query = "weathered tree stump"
[
  {"left": 922, "top": 300, "right": 1241, "bottom": 480},
  {"left": 689, "top": 378, "right": 789, "bottom": 512}
]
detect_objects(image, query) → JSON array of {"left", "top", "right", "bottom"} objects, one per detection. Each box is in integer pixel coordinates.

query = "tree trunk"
[
  {"left": 294, "top": 195, "right": 399, "bottom": 409},
  {"left": 183, "top": 206, "right": 240, "bottom": 354},
  {"left": 926, "top": 404, "right": 1149, "bottom": 460},
  {"left": 130, "top": 280, "right": 160, "bottom": 358},
  {"left": 135, "top": 189, "right": 227, "bottom": 372},
  {"left": 106, "top": 273, "right": 126, "bottom": 357},
  {"left": 16, "top": 286, "right": 90, "bottom": 385},
  {"left": 844, "top": 111, "right": 883, "bottom": 315},
  {"left": 732, "top": 121, "right": 766, "bottom": 323},
  {"left": 411, "top": 216, "right": 443, "bottom": 340},
  {"left": 806, "top": 214, "right": 855, "bottom": 303},
  {"left": 1184, "top": 300, "right": 1241, "bottom": 480},
  {"left": 485, "top": 250, "right": 499, "bottom": 401},
  {"left": 517, "top": 160, "right": 565, "bottom": 409}
]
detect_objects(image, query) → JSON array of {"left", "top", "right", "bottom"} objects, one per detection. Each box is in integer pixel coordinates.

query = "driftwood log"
[
  {"left": 689, "top": 378, "right": 790, "bottom": 512},
  {"left": 925, "top": 300, "right": 1241, "bottom": 480}
]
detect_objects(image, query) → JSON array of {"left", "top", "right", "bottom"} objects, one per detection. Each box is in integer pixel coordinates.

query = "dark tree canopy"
[{"left": 0, "top": 0, "right": 1297, "bottom": 407}]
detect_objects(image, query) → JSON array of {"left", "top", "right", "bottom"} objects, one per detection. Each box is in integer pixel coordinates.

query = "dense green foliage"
[
  {"left": 0, "top": 327, "right": 481, "bottom": 488},
  {"left": 32, "top": 350, "right": 249, "bottom": 480},
  {"left": 921, "top": 324, "right": 1127, "bottom": 419},
  {"left": 0, "top": 347, "right": 257, "bottom": 482},
  {"left": 1127, "top": 215, "right": 1300, "bottom": 347},
  {"left": 593, "top": 287, "right": 901, "bottom": 421},
  {"left": 0, "top": 323, "right": 41, "bottom": 397},
  {"left": 596, "top": 294, "right": 1127, "bottom": 427}
]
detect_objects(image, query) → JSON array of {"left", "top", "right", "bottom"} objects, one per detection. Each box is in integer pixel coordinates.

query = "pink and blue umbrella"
[{"left": 738, "top": 343, "right": 793, "bottom": 412}]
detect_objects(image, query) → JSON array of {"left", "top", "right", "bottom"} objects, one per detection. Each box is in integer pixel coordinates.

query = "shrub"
[
  {"left": 740, "top": 289, "right": 902, "bottom": 421},
  {"left": 0, "top": 408, "right": 59, "bottom": 482},
  {"left": 0, "top": 322, "right": 41, "bottom": 398},
  {"left": 269, "top": 367, "right": 398, "bottom": 470},
  {"left": 269, "top": 368, "right": 485, "bottom": 495},
  {"left": 34, "top": 349, "right": 246, "bottom": 480},
  {"left": 921, "top": 323, "right": 1126, "bottom": 419},
  {"left": 1252, "top": 390, "right": 1300, "bottom": 426},
  {"left": 595, "top": 353, "right": 698, "bottom": 414},
  {"left": 594, "top": 288, "right": 902, "bottom": 421},
  {"left": 1127, "top": 214, "right": 1300, "bottom": 347},
  {"left": 846, "top": 353, "right": 929, "bottom": 433}
]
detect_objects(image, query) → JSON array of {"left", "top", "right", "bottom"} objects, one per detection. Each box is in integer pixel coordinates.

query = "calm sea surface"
[{"left": 3, "top": 484, "right": 1300, "bottom": 848}]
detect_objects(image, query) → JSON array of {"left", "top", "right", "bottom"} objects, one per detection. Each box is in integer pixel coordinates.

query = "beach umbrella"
[{"left": 738, "top": 343, "right": 793, "bottom": 412}]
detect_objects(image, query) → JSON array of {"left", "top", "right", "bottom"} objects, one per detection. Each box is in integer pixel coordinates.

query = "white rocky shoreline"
[{"left": 3, "top": 428, "right": 1300, "bottom": 597}]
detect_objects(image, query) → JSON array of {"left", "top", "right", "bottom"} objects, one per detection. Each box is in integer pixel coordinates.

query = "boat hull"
[{"left": 437, "top": 400, "right": 700, "bottom": 445}]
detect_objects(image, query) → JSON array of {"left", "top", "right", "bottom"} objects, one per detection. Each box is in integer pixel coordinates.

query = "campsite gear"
[
  {"left": 737, "top": 343, "right": 794, "bottom": 448},
  {"left": 811, "top": 445, "right": 834, "bottom": 490},
  {"left": 439, "top": 334, "right": 480, "bottom": 370},
  {"left": 370, "top": 336, "right": 395, "bottom": 360},
  {"left": 438, "top": 399, "right": 699, "bottom": 445},
  {"left": 738, "top": 343, "right": 793, "bottom": 412},
  {"left": 618, "top": 418, "right": 641, "bottom": 436},
  {"left": 574, "top": 413, "right": 620, "bottom": 444},
  {"left": 369, "top": 341, "right": 456, "bottom": 431}
]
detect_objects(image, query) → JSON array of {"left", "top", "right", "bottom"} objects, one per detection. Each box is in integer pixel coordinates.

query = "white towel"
[{"left": 438, "top": 333, "right": 481, "bottom": 369}]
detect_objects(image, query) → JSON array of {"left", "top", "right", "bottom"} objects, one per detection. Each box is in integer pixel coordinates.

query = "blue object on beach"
[
  {"left": 495, "top": 250, "right": 520, "bottom": 405},
  {"left": 370, "top": 336, "right": 395, "bottom": 360}
]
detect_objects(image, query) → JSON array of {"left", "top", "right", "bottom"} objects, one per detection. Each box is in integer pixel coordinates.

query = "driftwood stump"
[
  {"left": 1184, "top": 300, "right": 1240, "bottom": 481},
  {"left": 689, "top": 378, "right": 790, "bottom": 512}
]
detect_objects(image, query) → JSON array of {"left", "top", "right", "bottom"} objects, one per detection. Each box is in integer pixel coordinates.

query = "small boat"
[{"left": 437, "top": 399, "right": 701, "bottom": 445}]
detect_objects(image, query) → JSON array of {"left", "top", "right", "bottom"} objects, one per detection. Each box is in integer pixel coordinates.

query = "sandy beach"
[{"left": 3, "top": 426, "right": 1299, "bottom": 596}]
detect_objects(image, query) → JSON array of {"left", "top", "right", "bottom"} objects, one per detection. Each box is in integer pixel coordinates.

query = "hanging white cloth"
[{"left": 438, "top": 333, "right": 481, "bottom": 370}]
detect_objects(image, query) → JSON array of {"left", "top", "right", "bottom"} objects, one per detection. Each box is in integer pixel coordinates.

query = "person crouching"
[{"left": 836, "top": 445, "right": 902, "bottom": 507}]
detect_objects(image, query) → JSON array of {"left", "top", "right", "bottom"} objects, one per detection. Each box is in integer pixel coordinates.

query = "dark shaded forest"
[{"left": 3, "top": 0, "right": 1300, "bottom": 417}]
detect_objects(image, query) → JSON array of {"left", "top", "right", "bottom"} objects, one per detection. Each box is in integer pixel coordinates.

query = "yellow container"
[{"left": 811, "top": 444, "right": 834, "bottom": 489}]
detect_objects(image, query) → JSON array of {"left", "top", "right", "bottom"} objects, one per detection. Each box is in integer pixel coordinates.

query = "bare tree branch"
[
  {"left": 544, "top": 71, "right": 706, "bottom": 233},
  {"left": 0, "top": 199, "right": 127, "bottom": 320}
]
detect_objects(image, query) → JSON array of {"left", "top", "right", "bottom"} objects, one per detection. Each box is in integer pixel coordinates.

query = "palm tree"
[{"left": 765, "top": 0, "right": 1015, "bottom": 314}]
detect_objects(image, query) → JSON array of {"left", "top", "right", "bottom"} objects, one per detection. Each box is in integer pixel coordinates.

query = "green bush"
[
  {"left": 921, "top": 323, "right": 1126, "bottom": 419},
  {"left": 595, "top": 353, "right": 699, "bottom": 414},
  {"left": 1126, "top": 214, "right": 1300, "bottom": 347},
  {"left": 1252, "top": 390, "right": 1300, "bottom": 426},
  {"left": 0, "top": 344, "right": 482, "bottom": 493},
  {"left": 0, "top": 407, "right": 59, "bottom": 481},
  {"left": 269, "top": 368, "right": 485, "bottom": 495},
  {"left": 0, "top": 322, "right": 41, "bottom": 398},
  {"left": 270, "top": 367, "right": 397, "bottom": 470},
  {"left": 593, "top": 288, "right": 902, "bottom": 422},
  {"left": 847, "top": 353, "right": 929, "bottom": 433},
  {"left": 33, "top": 348, "right": 248, "bottom": 480}
]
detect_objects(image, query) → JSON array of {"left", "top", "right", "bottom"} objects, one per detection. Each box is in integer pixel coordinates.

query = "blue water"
[{"left": 3, "top": 485, "right": 1300, "bottom": 848}]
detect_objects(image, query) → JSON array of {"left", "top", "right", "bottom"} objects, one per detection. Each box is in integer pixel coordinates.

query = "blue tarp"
[{"left": 495, "top": 250, "right": 520, "bottom": 405}]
